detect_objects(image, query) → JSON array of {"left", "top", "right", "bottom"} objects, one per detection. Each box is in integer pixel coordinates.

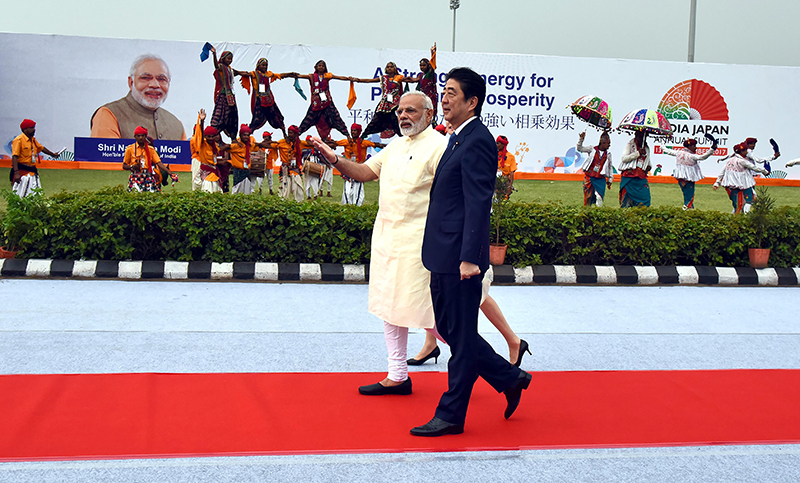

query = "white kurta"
[{"left": 364, "top": 126, "right": 446, "bottom": 329}]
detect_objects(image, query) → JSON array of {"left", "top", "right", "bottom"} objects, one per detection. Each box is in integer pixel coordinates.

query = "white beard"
[
  {"left": 399, "top": 117, "right": 428, "bottom": 137},
  {"left": 131, "top": 87, "right": 167, "bottom": 110}
]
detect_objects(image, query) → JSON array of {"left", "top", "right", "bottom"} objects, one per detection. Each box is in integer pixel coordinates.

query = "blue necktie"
[{"left": 447, "top": 133, "right": 458, "bottom": 151}]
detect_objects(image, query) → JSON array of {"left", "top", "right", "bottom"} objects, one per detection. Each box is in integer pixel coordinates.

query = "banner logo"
[{"left": 658, "top": 79, "right": 728, "bottom": 121}]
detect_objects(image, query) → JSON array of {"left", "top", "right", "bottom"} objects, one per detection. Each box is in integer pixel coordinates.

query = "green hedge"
[
  {"left": 1, "top": 187, "right": 376, "bottom": 263},
  {"left": 499, "top": 202, "right": 800, "bottom": 267},
  {"left": 2, "top": 188, "right": 799, "bottom": 266}
]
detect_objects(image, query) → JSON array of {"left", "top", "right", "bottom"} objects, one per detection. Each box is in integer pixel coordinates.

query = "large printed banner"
[{"left": 1, "top": 32, "right": 799, "bottom": 179}]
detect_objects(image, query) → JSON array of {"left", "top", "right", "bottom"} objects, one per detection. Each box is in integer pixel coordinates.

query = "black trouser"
[
  {"left": 430, "top": 272, "right": 521, "bottom": 425},
  {"left": 362, "top": 110, "right": 400, "bottom": 138}
]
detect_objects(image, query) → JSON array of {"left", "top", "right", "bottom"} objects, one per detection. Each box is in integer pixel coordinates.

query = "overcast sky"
[{"left": 3, "top": 0, "right": 800, "bottom": 67}]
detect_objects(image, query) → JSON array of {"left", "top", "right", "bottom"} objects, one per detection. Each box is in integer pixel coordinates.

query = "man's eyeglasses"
[{"left": 137, "top": 74, "right": 170, "bottom": 85}]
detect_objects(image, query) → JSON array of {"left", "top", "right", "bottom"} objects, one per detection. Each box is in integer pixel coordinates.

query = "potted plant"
[
  {"left": 489, "top": 174, "right": 513, "bottom": 265},
  {"left": 747, "top": 186, "right": 775, "bottom": 268}
]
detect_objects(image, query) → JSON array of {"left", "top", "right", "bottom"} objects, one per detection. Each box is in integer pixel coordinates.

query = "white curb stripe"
[
  {"left": 716, "top": 267, "right": 739, "bottom": 285},
  {"left": 634, "top": 266, "right": 659, "bottom": 285},
  {"left": 118, "top": 261, "right": 142, "bottom": 279},
  {"left": 72, "top": 260, "right": 97, "bottom": 278},
  {"left": 163, "top": 261, "right": 189, "bottom": 279},
  {"left": 554, "top": 265, "right": 577, "bottom": 284},
  {"left": 254, "top": 262, "right": 279, "bottom": 280},
  {"left": 514, "top": 266, "right": 533, "bottom": 284},
  {"left": 299, "top": 263, "right": 321, "bottom": 281},
  {"left": 343, "top": 264, "right": 366, "bottom": 282},
  {"left": 676, "top": 266, "right": 699, "bottom": 284},
  {"left": 211, "top": 262, "right": 233, "bottom": 279},
  {"left": 595, "top": 266, "right": 617, "bottom": 284},
  {"left": 26, "top": 259, "right": 51, "bottom": 277},
  {"left": 756, "top": 268, "right": 779, "bottom": 286}
]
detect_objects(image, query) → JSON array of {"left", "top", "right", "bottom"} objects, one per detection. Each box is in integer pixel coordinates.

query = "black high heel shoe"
[
  {"left": 407, "top": 346, "right": 441, "bottom": 366},
  {"left": 514, "top": 339, "right": 531, "bottom": 367}
]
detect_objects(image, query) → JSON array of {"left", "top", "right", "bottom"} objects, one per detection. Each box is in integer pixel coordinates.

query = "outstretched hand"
[
  {"left": 309, "top": 136, "right": 337, "bottom": 165},
  {"left": 199, "top": 109, "right": 206, "bottom": 121}
]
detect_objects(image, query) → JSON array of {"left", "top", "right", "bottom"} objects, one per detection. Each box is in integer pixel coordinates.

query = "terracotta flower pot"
[
  {"left": 489, "top": 243, "right": 507, "bottom": 266},
  {"left": 748, "top": 248, "right": 770, "bottom": 268},
  {"left": 0, "top": 246, "right": 17, "bottom": 259}
]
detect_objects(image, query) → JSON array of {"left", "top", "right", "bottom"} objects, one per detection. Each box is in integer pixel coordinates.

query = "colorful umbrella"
[
  {"left": 617, "top": 108, "right": 673, "bottom": 138},
  {"left": 568, "top": 96, "right": 613, "bottom": 130}
]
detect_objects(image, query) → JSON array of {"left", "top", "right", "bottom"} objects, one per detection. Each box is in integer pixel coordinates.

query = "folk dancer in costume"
[
  {"left": 259, "top": 132, "right": 279, "bottom": 195},
  {"left": 190, "top": 118, "right": 202, "bottom": 191},
  {"left": 310, "top": 91, "right": 447, "bottom": 396},
  {"left": 352, "top": 62, "right": 404, "bottom": 138},
  {"left": 660, "top": 137, "right": 717, "bottom": 210},
  {"left": 713, "top": 142, "right": 768, "bottom": 214},
  {"left": 190, "top": 109, "right": 214, "bottom": 191},
  {"left": 316, "top": 136, "right": 336, "bottom": 198},
  {"left": 302, "top": 135, "right": 326, "bottom": 200},
  {"left": 335, "top": 123, "right": 386, "bottom": 206},
  {"left": 496, "top": 135, "right": 517, "bottom": 199},
  {"left": 238, "top": 58, "right": 290, "bottom": 138},
  {"left": 194, "top": 124, "right": 225, "bottom": 194},
  {"left": 274, "top": 125, "right": 309, "bottom": 201},
  {"left": 207, "top": 46, "right": 241, "bottom": 139},
  {"left": 219, "top": 124, "right": 271, "bottom": 194},
  {"left": 404, "top": 43, "right": 439, "bottom": 127},
  {"left": 286, "top": 61, "right": 352, "bottom": 141},
  {"left": 248, "top": 138, "right": 268, "bottom": 195},
  {"left": 122, "top": 126, "right": 174, "bottom": 193},
  {"left": 576, "top": 131, "right": 613, "bottom": 206},
  {"left": 619, "top": 131, "right": 652, "bottom": 208},
  {"left": 10, "top": 119, "right": 62, "bottom": 198},
  {"left": 719, "top": 137, "right": 780, "bottom": 169}
]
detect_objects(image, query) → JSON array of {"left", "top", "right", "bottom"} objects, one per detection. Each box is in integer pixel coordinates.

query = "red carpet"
[{"left": 1, "top": 370, "right": 799, "bottom": 462}]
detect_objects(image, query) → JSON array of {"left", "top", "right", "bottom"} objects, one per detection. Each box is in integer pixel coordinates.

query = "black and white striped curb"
[{"left": 1, "top": 259, "right": 799, "bottom": 286}]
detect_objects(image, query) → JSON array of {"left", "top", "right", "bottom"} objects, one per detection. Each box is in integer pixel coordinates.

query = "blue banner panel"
[{"left": 74, "top": 138, "right": 191, "bottom": 164}]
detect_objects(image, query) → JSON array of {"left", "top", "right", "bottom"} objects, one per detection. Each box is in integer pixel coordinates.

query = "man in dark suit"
[{"left": 410, "top": 68, "right": 532, "bottom": 437}]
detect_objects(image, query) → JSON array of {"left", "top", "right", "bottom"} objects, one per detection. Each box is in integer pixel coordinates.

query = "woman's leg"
[{"left": 480, "top": 295, "right": 522, "bottom": 363}]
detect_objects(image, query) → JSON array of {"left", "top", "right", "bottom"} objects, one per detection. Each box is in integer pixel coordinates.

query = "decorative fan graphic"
[
  {"left": 543, "top": 147, "right": 583, "bottom": 173},
  {"left": 658, "top": 79, "right": 729, "bottom": 121},
  {"left": 766, "top": 170, "right": 787, "bottom": 179}
]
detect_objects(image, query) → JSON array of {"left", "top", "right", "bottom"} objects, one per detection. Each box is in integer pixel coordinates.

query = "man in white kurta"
[{"left": 311, "top": 91, "right": 446, "bottom": 395}]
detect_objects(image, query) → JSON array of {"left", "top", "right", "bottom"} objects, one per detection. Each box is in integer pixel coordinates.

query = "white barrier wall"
[{"left": 1, "top": 32, "right": 798, "bottom": 178}]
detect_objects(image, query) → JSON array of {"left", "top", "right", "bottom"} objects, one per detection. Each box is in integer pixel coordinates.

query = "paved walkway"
[{"left": 1, "top": 279, "right": 798, "bottom": 482}]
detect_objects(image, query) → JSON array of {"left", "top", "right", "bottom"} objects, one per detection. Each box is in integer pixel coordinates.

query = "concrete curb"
[{"left": 2, "top": 259, "right": 799, "bottom": 286}]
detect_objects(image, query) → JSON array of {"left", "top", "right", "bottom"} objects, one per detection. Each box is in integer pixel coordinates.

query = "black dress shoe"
[
  {"left": 410, "top": 417, "right": 464, "bottom": 437},
  {"left": 407, "top": 346, "right": 441, "bottom": 366},
  {"left": 504, "top": 370, "right": 532, "bottom": 419},
  {"left": 514, "top": 339, "right": 532, "bottom": 367},
  {"left": 358, "top": 377, "right": 412, "bottom": 395}
]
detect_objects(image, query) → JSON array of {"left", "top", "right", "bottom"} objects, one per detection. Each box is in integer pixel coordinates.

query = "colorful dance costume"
[
  {"left": 663, "top": 146, "right": 714, "bottom": 209},
  {"left": 297, "top": 72, "right": 349, "bottom": 139},
  {"left": 362, "top": 73, "right": 403, "bottom": 137},
  {"left": 210, "top": 51, "right": 238, "bottom": 140},
  {"left": 714, "top": 154, "right": 768, "bottom": 214},
  {"left": 619, "top": 138, "right": 651, "bottom": 208},
  {"left": 576, "top": 139, "right": 614, "bottom": 206}
]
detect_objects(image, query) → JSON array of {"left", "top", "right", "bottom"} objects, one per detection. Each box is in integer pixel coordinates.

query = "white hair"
[
  {"left": 400, "top": 91, "right": 434, "bottom": 111},
  {"left": 129, "top": 54, "right": 171, "bottom": 80}
]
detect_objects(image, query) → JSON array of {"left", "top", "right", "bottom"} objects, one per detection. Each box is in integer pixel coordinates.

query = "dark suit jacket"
[{"left": 422, "top": 118, "right": 496, "bottom": 274}]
